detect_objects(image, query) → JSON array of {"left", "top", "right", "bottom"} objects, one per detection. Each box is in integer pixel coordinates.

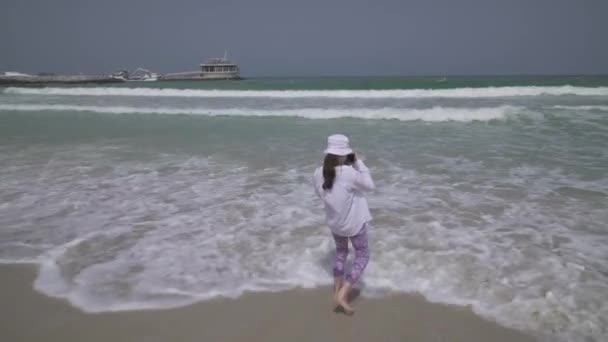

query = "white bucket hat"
[{"left": 324, "top": 134, "right": 353, "bottom": 156}]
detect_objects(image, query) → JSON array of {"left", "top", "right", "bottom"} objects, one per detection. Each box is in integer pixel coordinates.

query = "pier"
[{"left": 0, "top": 73, "right": 125, "bottom": 86}]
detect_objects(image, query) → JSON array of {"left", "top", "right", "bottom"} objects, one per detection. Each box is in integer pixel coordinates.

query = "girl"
[{"left": 313, "top": 134, "right": 375, "bottom": 314}]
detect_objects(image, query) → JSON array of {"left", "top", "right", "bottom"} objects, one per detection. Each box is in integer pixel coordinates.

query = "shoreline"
[{"left": 0, "top": 263, "right": 539, "bottom": 342}]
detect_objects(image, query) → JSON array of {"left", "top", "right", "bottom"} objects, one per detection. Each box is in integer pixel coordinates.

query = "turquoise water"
[
  {"left": 112, "top": 75, "right": 608, "bottom": 90},
  {"left": 1, "top": 76, "right": 608, "bottom": 342}
]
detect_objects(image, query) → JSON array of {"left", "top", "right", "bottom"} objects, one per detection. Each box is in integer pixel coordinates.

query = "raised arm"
[{"left": 352, "top": 159, "right": 375, "bottom": 192}]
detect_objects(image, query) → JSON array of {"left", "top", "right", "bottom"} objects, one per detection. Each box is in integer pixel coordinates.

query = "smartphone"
[{"left": 345, "top": 153, "right": 357, "bottom": 165}]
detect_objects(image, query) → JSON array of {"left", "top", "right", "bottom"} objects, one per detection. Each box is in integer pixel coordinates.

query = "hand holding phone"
[{"left": 345, "top": 153, "right": 357, "bottom": 165}]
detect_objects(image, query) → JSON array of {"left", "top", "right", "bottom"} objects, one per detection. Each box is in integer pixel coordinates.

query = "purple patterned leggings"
[{"left": 332, "top": 224, "right": 369, "bottom": 284}]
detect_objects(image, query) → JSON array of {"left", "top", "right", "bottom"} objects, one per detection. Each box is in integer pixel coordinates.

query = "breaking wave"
[
  {"left": 0, "top": 104, "right": 525, "bottom": 122},
  {"left": 5, "top": 85, "right": 608, "bottom": 98}
]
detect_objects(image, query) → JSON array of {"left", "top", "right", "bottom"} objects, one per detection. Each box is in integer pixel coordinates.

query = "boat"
[
  {"left": 127, "top": 68, "right": 159, "bottom": 82},
  {"left": 161, "top": 52, "right": 241, "bottom": 81}
]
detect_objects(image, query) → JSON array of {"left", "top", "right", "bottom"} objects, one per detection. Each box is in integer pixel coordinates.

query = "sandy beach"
[{"left": 0, "top": 264, "right": 539, "bottom": 342}]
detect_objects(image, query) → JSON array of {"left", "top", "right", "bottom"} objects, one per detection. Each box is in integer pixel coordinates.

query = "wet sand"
[{"left": 0, "top": 264, "right": 538, "bottom": 342}]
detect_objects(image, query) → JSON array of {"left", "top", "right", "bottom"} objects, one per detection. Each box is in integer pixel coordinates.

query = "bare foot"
[{"left": 335, "top": 282, "right": 354, "bottom": 315}]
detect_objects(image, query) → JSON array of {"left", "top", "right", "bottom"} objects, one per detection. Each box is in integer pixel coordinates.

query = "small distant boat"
[
  {"left": 127, "top": 68, "right": 159, "bottom": 82},
  {"left": 161, "top": 51, "right": 241, "bottom": 81}
]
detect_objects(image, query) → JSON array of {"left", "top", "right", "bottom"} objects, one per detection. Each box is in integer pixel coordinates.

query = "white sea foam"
[
  {"left": 553, "top": 105, "right": 608, "bottom": 111},
  {"left": 1, "top": 148, "right": 607, "bottom": 342},
  {"left": 4, "top": 85, "right": 608, "bottom": 98},
  {"left": 1, "top": 109, "right": 607, "bottom": 342},
  {"left": 0, "top": 104, "right": 523, "bottom": 122}
]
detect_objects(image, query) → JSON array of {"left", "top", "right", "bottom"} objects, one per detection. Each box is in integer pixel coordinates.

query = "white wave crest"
[
  {"left": 0, "top": 104, "right": 523, "bottom": 122},
  {"left": 4, "top": 85, "right": 608, "bottom": 98},
  {"left": 552, "top": 105, "right": 608, "bottom": 111}
]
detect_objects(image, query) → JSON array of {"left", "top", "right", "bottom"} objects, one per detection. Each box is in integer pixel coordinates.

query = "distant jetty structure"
[
  {"left": 1, "top": 53, "right": 241, "bottom": 85},
  {"left": 0, "top": 71, "right": 125, "bottom": 86},
  {"left": 161, "top": 52, "right": 241, "bottom": 81}
]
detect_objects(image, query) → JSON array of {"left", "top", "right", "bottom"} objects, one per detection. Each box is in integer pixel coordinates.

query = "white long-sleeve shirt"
[{"left": 313, "top": 159, "right": 375, "bottom": 237}]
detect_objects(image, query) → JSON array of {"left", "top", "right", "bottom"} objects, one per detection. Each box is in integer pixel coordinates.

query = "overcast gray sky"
[{"left": 1, "top": 0, "right": 607, "bottom": 76}]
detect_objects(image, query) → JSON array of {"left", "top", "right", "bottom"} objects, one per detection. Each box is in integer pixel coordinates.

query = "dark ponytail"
[{"left": 322, "top": 154, "right": 341, "bottom": 190}]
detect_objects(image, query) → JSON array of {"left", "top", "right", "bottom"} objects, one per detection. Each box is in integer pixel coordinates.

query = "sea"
[{"left": 1, "top": 76, "right": 607, "bottom": 342}]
